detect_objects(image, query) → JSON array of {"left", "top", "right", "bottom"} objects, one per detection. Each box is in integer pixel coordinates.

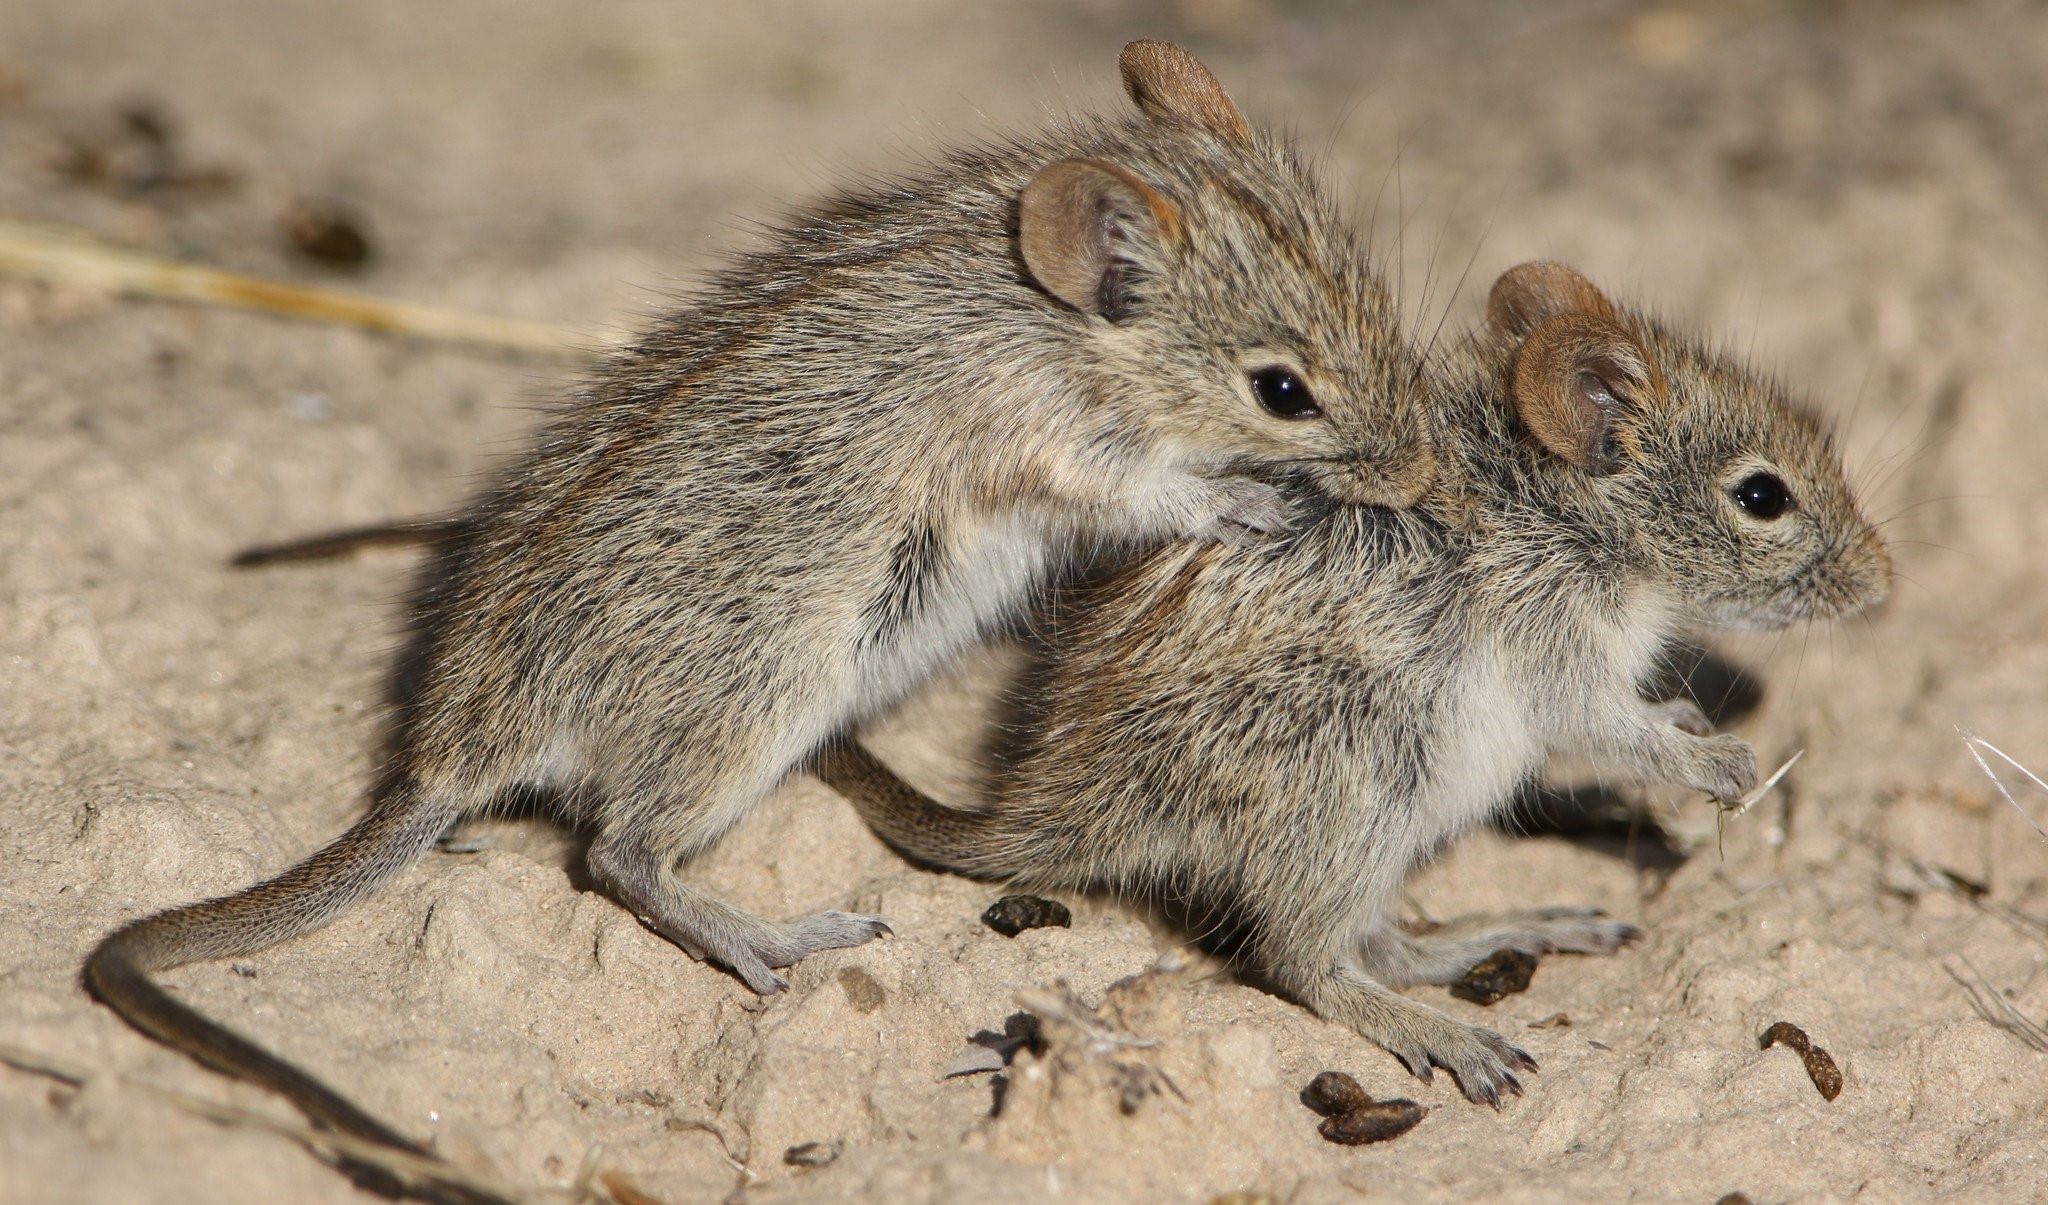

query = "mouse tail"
[
  {"left": 83, "top": 789, "right": 503, "bottom": 1204},
  {"left": 814, "top": 739, "right": 1019, "bottom": 878},
  {"left": 229, "top": 516, "right": 467, "bottom": 567}
]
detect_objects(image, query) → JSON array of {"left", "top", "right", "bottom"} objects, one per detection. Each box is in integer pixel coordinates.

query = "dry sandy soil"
[{"left": 5, "top": 1, "right": 2048, "bottom": 1201}]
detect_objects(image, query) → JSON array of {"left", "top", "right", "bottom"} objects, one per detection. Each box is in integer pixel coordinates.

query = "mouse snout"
[
  {"left": 1322, "top": 437, "right": 1438, "bottom": 509},
  {"left": 1802, "top": 523, "right": 1892, "bottom": 622},
  {"left": 1836, "top": 524, "right": 1894, "bottom": 617}
]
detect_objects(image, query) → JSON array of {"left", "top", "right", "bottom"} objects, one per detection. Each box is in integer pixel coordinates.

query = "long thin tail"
[
  {"left": 230, "top": 517, "right": 467, "bottom": 567},
  {"left": 83, "top": 792, "right": 504, "bottom": 1204},
  {"left": 814, "top": 740, "right": 1013, "bottom": 877}
]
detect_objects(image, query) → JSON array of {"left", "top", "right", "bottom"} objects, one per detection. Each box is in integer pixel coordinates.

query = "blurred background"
[{"left": 5, "top": 2, "right": 2046, "bottom": 1201}]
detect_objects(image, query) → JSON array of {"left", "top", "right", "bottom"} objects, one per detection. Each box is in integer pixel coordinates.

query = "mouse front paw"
[{"left": 1687, "top": 733, "right": 1759, "bottom": 801}]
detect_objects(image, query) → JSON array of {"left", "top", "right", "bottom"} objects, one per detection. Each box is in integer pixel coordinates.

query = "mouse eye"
[
  {"left": 1731, "top": 471, "right": 1794, "bottom": 520},
  {"left": 1250, "top": 366, "right": 1321, "bottom": 420}
]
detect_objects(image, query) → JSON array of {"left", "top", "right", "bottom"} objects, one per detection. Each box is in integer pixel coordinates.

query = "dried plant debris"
[
  {"left": 1958, "top": 727, "right": 2048, "bottom": 841},
  {"left": 1882, "top": 858, "right": 1990, "bottom": 902},
  {"left": 1945, "top": 958, "right": 2048, "bottom": 1054},
  {"left": 782, "top": 1140, "right": 841, "bottom": 1168},
  {"left": 1714, "top": 749, "right": 1805, "bottom": 857},
  {"left": 284, "top": 197, "right": 374, "bottom": 269},
  {"left": 1450, "top": 948, "right": 1538, "bottom": 1005},
  {"left": 54, "top": 100, "right": 240, "bottom": 199},
  {"left": 1299, "top": 1071, "right": 1426, "bottom": 1145},
  {"left": 599, "top": 1170, "right": 670, "bottom": 1205},
  {"left": 1003, "top": 965, "right": 1184, "bottom": 1117},
  {"left": 0, "top": 218, "right": 590, "bottom": 357},
  {"left": 982, "top": 894, "right": 1071, "bottom": 936},
  {"left": 942, "top": 1011, "right": 1045, "bottom": 1078},
  {"left": 1759, "top": 1021, "right": 1843, "bottom": 1101},
  {"left": 1528, "top": 1012, "right": 1572, "bottom": 1029}
]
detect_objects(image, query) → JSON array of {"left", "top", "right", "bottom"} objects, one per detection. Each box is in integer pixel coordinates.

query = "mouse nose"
[
  {"left": 1848, "top": 525, "right": 1893, "bottom": 612},
  {"left": 1329, "top": 439, "right": 1437, "bottom": 508}
]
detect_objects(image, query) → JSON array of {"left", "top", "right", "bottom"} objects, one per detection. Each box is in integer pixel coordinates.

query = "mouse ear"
[
  {"left": 1511, "top": 313, "right": 1651, "bottom": 475},
  {"left": 1019, "top": 157, "right": 1181, "bottom": 318},
  {"left": 1487, "top": 261, "right": 1617, "bottom": 340},
  {"left": 1119, "top": 40, "right": 1251, "bottom": 144}
]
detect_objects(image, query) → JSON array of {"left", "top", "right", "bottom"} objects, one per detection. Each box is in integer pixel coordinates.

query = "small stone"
[
  {"left": 783, "top": 1140, "right": 841, "bottom": 1168},
  {"left": 1299, "top": 1070, "right": 1370, "bottom": 1118},
  {"left": 283, "top": 197, "right": 374, "bottom": 268},
  {"left": 1317, "top": 1098, "right": 1426, "bottom": 1145},
  {"left": 982, "top": 894, "right": 1071, "bottom": 937},
  {"left": 1449, "top": 948, "right": 1538, "bottom": 1005}
]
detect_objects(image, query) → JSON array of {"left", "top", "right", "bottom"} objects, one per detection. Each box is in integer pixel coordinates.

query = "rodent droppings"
[{"left": 1450, "top": 948, "right": 1539, "bottom": 1005}]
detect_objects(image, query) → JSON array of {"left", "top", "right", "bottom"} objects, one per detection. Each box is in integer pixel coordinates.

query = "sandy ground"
[{"left": 5, "top": 1, "right": 2048, "bottom": 1201}]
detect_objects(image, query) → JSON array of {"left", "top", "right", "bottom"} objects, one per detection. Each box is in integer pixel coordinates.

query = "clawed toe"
[
  {"left": 1382, "top": 1019, "right": 1536, "bottom": 1106},
  {"left": 1550, "top": 918, "right": 1641, "bottom": 954},
  {"left": 1447, "top": 1031, "right": 1537, "bottom": 1107},
  {"left": 786, "top": 911, "right": 893, "bottom": 954},
  {"left": 1501, "top": 912, "right": 1642, "bottom": 956}
]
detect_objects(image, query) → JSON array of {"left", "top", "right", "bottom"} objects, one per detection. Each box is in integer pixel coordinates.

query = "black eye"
[
  {"left": 1731, "top": 472, "right": 1794, "bottom": 519},
  {"left": 1250, "top": 366, "right": 1321, "bottom": 419}
]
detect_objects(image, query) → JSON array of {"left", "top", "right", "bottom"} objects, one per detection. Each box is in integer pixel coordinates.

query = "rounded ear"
[
  {"left": 1510, "top": 313, "right": 1651, "bottom": 475},
  {"left": 1018, "top": 157, "right": 1181, "bottom": 317},
  {"left": 1118, "top": 40, "right": 1251, "bottom": 144},
  {"left": 1486, "top": 261, "right": 1617, "bottom": 340}
]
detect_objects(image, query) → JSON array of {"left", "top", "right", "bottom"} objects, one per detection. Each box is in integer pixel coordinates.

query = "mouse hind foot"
[
  {"left": 1290, "top": 962, "right": 1536, "bottom": 1108},
  {"left": 588, "top": 834, "right": 889, "bottom": 994},
  {"left": 1362, "top": 907, "right": 1642, "bottom": 988}
]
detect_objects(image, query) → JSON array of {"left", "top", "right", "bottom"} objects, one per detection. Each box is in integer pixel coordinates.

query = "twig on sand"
[
  {"left": 1957, "top": 727, "right": 2048, "bottom": 841},
  {"left": 1943, "top": 958, "right": 2048, "bottom": 1054},
  {"left": 0, "top": 217, "right": 599, "bottom": 360},
  {"left": 1713, "top": 747, "right": 1805, "bottom": 856}
]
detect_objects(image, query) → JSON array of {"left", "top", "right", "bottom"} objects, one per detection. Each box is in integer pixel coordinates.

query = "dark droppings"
[
  {"left": 1319, "top": 1099, "right": 1427, "bottom": 1145},
  {"left": 284, "top": 197, "right": 375, "bottom": 268},
  {"left": 1760, "top": 1021, "right": 1843, "bottom": 1101},
  {"left": 1300, "top": 1070, "right": 1426, "bottom": 1145},
  {"left": 1450, "top": 948, "right": 1539, "bottom": 1005},
  {"left": 1300, "top": 1070, "right": 1371, "bottom": 1117},
  {"left": 982, "top": 894, "right": 1071, "bottom": 936}
]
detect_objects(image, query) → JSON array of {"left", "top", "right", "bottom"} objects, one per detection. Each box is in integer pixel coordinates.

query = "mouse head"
[
  {"left": 1487, "top": 262, "right": 1890, "bottom": 629},
  {"left": 1016, "top": 41, "right": 1435, "bottom": 509}
]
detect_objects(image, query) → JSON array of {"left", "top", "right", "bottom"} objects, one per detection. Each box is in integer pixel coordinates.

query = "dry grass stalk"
[{"left": 0, "top": 217, "right": 597, "bottom": 359}]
